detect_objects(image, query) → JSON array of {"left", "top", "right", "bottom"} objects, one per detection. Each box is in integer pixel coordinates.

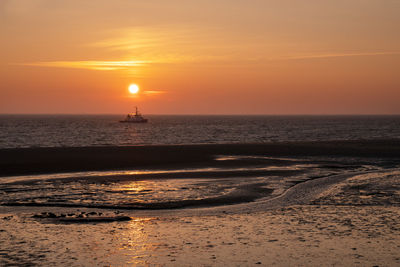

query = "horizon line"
[{"left": 1, "top": 113, "right": 400, "bottom": 116}]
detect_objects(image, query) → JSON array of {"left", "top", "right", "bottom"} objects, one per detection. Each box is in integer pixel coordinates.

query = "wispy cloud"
[
  {"left": 88, "top": 26, "right": 240, "bottom": 64},
  {"left": 90, "top": 27, "right": 193, "bottom": 51},
  {"left": 20, "top": 51, "right": 400, "bottom": 72},
  {"left": 21, "top": 60, "right": 149, "bottom": 71},
  {"left": 143, "top": 90, "right": 165, "bottom": 95},
  {"left": 283, "top": 51, "right": 400, "bottom": 60},
  {"left": 126, "top": 90, "right": 165, "bottom": 98}
]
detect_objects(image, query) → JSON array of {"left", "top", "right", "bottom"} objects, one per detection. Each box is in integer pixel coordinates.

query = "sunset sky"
[{"left": 1, "top": 0, "right": 399, "bottom": 114}]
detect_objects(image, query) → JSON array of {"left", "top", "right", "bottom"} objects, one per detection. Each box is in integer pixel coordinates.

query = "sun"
[{"left": 128, "top": 84, "right": 139, "bottom": 94}]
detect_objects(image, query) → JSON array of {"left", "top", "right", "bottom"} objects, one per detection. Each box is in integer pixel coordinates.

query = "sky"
[{"left": 1, "top": 0, "right": 400, "bottom": 114}]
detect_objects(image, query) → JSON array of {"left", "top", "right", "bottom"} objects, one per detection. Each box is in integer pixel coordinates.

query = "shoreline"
[{"left": 1, "top": 139, "right": 400, "bottom": 176}]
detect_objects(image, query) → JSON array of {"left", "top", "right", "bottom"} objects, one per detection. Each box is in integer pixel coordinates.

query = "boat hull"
[{"left": 119, "top": 119, "right": 148, "bottom": 123}]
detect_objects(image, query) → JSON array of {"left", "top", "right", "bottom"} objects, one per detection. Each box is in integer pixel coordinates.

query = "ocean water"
[{"left": 1, "top": 115, "right": 400, "bottom": 148}]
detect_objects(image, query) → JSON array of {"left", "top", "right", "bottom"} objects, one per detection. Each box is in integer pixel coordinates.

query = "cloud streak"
[
  {"left": 21, "top": 60, "right": 149, "bottom": 70},
  {"left": 143, "top": 90, "right": 165, "bottom": 95},
  {"left": 19, "top": 50, "right": 400, "bottom": 72},
  {"left": 283, "top": 51, "right": 400, "bottom": 61}
]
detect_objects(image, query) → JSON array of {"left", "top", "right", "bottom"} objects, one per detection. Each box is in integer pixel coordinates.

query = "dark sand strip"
[{"left": 1, "top": 140, "right": 400, "bottom": 176}]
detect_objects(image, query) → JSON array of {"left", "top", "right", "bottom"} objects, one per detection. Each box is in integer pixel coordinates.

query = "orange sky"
[{"left": 1, "top": 0, "right": 399, "bottom": 114}]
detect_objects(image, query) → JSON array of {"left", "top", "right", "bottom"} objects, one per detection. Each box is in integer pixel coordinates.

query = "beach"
[{"left": 1, "top": 140, "right": 400, "bottom": 266}]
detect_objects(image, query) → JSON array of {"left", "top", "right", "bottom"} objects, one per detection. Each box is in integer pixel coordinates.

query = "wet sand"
[
  {"left": 2, "top": 207, "right": 400, "bottom": 266},
  {"left": 1, "top": 140, "right": 400, "bottom": 266},
  {"left": 2, "top": 170, "right": 400, "bottom": 266}
]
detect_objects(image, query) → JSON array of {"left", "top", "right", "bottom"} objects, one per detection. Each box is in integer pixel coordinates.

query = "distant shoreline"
[{"left": 1, "top": 140, "right": 400, "bottom": 177}]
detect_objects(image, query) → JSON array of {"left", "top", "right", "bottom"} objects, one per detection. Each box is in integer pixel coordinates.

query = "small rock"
[{"left": 47, "top": 213, "right": 57, "bottom": 218}]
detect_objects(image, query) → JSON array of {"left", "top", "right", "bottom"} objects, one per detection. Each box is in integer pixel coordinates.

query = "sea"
[
  {"left": 1, "top": 114, "right": 400, "bottom": 148},
  {"left": 1, "top": 115, "right": 400, "bottom": 212}
]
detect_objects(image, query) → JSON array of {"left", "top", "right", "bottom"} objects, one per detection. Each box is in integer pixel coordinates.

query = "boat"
[{"left": 120, "top": 107, "right": 148, "bottom": 123}]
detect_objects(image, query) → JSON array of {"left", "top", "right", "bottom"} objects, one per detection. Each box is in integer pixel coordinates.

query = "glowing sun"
[{"left": 128, "top": 84, "right": 139, "bottom": 94}]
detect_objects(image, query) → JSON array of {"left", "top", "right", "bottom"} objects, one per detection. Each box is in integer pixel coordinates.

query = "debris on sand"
[{"left": 31, "top": 211, "right": 131, "bottom": 223}]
